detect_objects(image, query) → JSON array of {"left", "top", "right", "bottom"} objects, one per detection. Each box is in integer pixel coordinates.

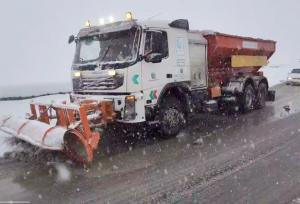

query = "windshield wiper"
[
  {"left": 100, "top": 61, "right": 132, "bottom": 70},
  {"left": 98, "top": 38, "right": 117, "bottom": 67}
]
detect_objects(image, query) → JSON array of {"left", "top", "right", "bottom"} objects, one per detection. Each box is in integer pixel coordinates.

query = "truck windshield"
[{"left": 75, "top": 27, "right": 140, "bottom": 65}]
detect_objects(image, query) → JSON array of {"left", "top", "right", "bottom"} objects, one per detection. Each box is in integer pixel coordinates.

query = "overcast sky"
[{"left": 0, "top": 0, "right": 299, "bottom": 86}]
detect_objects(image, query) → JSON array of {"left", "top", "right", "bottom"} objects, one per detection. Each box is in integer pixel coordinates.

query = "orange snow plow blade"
[{"left": 0, "top": 100, "right": 115, "bottom": 164}]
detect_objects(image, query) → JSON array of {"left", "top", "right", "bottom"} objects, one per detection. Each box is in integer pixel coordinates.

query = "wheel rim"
[
  {"left": 259, "top": 87, "right": 266, "bottom": 104},
  {"left": 245, "top": 87, "right": 254, "bottom": 109}
]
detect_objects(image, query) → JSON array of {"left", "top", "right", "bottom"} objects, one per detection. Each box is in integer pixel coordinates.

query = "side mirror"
[
  {"left": 68, "top": 35, "right": 75, "bottom": 44},
  {"left": 145, "top": 53, "right": 163, "bottom": 63}
]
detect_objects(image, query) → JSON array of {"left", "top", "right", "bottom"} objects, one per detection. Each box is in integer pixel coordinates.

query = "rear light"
[{"left": 124, "top": 95, "right": 136, "bottom": 120}]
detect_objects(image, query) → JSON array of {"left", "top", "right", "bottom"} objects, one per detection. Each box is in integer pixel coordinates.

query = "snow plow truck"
[{"left": 0, "top": 15, "right": 276, "bottom": 164}]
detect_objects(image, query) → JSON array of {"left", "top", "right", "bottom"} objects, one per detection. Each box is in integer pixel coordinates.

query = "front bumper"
[
  {"left": 70, "top": 92, "right": 146, "bottom": 123},
  {"left": 287, "top": 79, "right": 300, "bottom": 85}
]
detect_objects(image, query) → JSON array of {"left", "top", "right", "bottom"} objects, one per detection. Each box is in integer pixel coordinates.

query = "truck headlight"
[
  {"left": 125, "top": 12, "right": 133, "bottom": 21},
  {"left": 107, "top": 69, "right": 116, "bottom": 76},
  {"left": 287, "top": 77, "right": 292, "bottom": 80},
  {"left": 73, "top": 71, "right": 81, "bottom": 78},
  {"left": 124, "top": 95, "right": 136, "bottom": 120}
]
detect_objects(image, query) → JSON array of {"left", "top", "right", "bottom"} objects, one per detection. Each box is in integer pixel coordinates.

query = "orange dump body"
[{"left": 202, "top": 32, "right": 276, "bottom": 86}]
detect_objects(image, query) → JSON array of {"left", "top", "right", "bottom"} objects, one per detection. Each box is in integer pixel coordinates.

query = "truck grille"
[
  {"left": 80, "top": 76, "right": 123, "bottom": 90},
  {"left": 73, "top": 71, "right": 124, "bottom": 91}
]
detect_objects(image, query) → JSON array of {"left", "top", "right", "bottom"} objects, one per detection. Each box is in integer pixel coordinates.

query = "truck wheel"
[
  {"left": 240, "top": 84, "right": 255, "bottom": 113},
  {"left": 159, "top": 97, "right": 186, "bottom": 138},
  {"left": 256, "top": 83, "right": 267, "bottom": 109}
]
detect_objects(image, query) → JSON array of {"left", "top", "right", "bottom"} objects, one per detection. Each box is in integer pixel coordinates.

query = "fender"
[
  {"left": 157, "top": 82, "right": 193, "bottom": 114},
  {"left": 254, "top": 76, "right": 269, "bottom": 90}
]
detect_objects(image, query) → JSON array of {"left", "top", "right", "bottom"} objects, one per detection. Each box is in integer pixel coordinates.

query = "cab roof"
[{"left": 77, "top": 19, "right": 190, "bottom": 38}]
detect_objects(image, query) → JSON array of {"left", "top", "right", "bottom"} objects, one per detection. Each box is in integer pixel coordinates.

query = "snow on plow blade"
[
  {"left": 0, "top": 116, "right": 66, "bottom": 150},
  {"left": 0, "top": 100, "right": 115, "bottom": 164}
]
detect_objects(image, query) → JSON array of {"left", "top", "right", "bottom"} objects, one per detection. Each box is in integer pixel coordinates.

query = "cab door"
[
  {"left": 141, "top": 30, "right": 170, "bottom": 93},
  {"left": 188, "top": 40, "right": 207, "bottom": 88}
]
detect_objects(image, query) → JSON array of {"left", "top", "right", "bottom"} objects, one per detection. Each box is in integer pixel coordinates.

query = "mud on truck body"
[{"left": 0, "top": 18, "right": 276, "bottom": 164}]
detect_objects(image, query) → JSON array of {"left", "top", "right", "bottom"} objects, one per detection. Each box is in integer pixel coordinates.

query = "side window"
[
  {"left": 161, "top": 32, "right": 168, "bottom": 58},
  {"left": 144, "top": 31, "right": 168, "bottom": 58}
]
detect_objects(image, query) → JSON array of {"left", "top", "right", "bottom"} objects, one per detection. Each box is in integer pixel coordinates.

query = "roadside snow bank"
[{"left": 0, "top": 82, "right": 71, "bottom": 98}]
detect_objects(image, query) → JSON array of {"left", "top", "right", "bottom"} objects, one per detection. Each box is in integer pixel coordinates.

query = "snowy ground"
[{"left": 0, "top": 66, "right": 292, "bottom": 157}]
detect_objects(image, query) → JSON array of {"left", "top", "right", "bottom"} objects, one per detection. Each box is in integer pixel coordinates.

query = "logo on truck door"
[
  {"left": 176, "top": 38, "right": 185, "bottom": 56},
  {"left": 131, "top": 74, "right": 140, "bottom": 85},
  {"left": 149, "top": 90, "right": 158, "bottom": 100},
  {"left": 176, "top": 37, "right": 186, "bottom": 68}
]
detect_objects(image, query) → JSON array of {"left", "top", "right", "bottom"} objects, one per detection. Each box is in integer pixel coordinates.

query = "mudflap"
[{"left": 267, "top": 90, "right": 276, "bottom": 101}]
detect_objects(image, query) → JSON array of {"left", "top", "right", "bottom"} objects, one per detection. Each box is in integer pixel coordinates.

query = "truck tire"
[
  {"left": 159, "top": 96, "right": 186, "bottom": 138},
  {"left": 256, "top": 83, "right": 267, "bottom": 109},
  {"left": 240, "top": 84, "right": 255, "bottom": 113}
]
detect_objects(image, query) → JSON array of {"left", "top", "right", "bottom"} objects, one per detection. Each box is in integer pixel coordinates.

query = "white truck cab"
[{"left": 70, "top": 19, "right": 209, "bottom": 135}]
